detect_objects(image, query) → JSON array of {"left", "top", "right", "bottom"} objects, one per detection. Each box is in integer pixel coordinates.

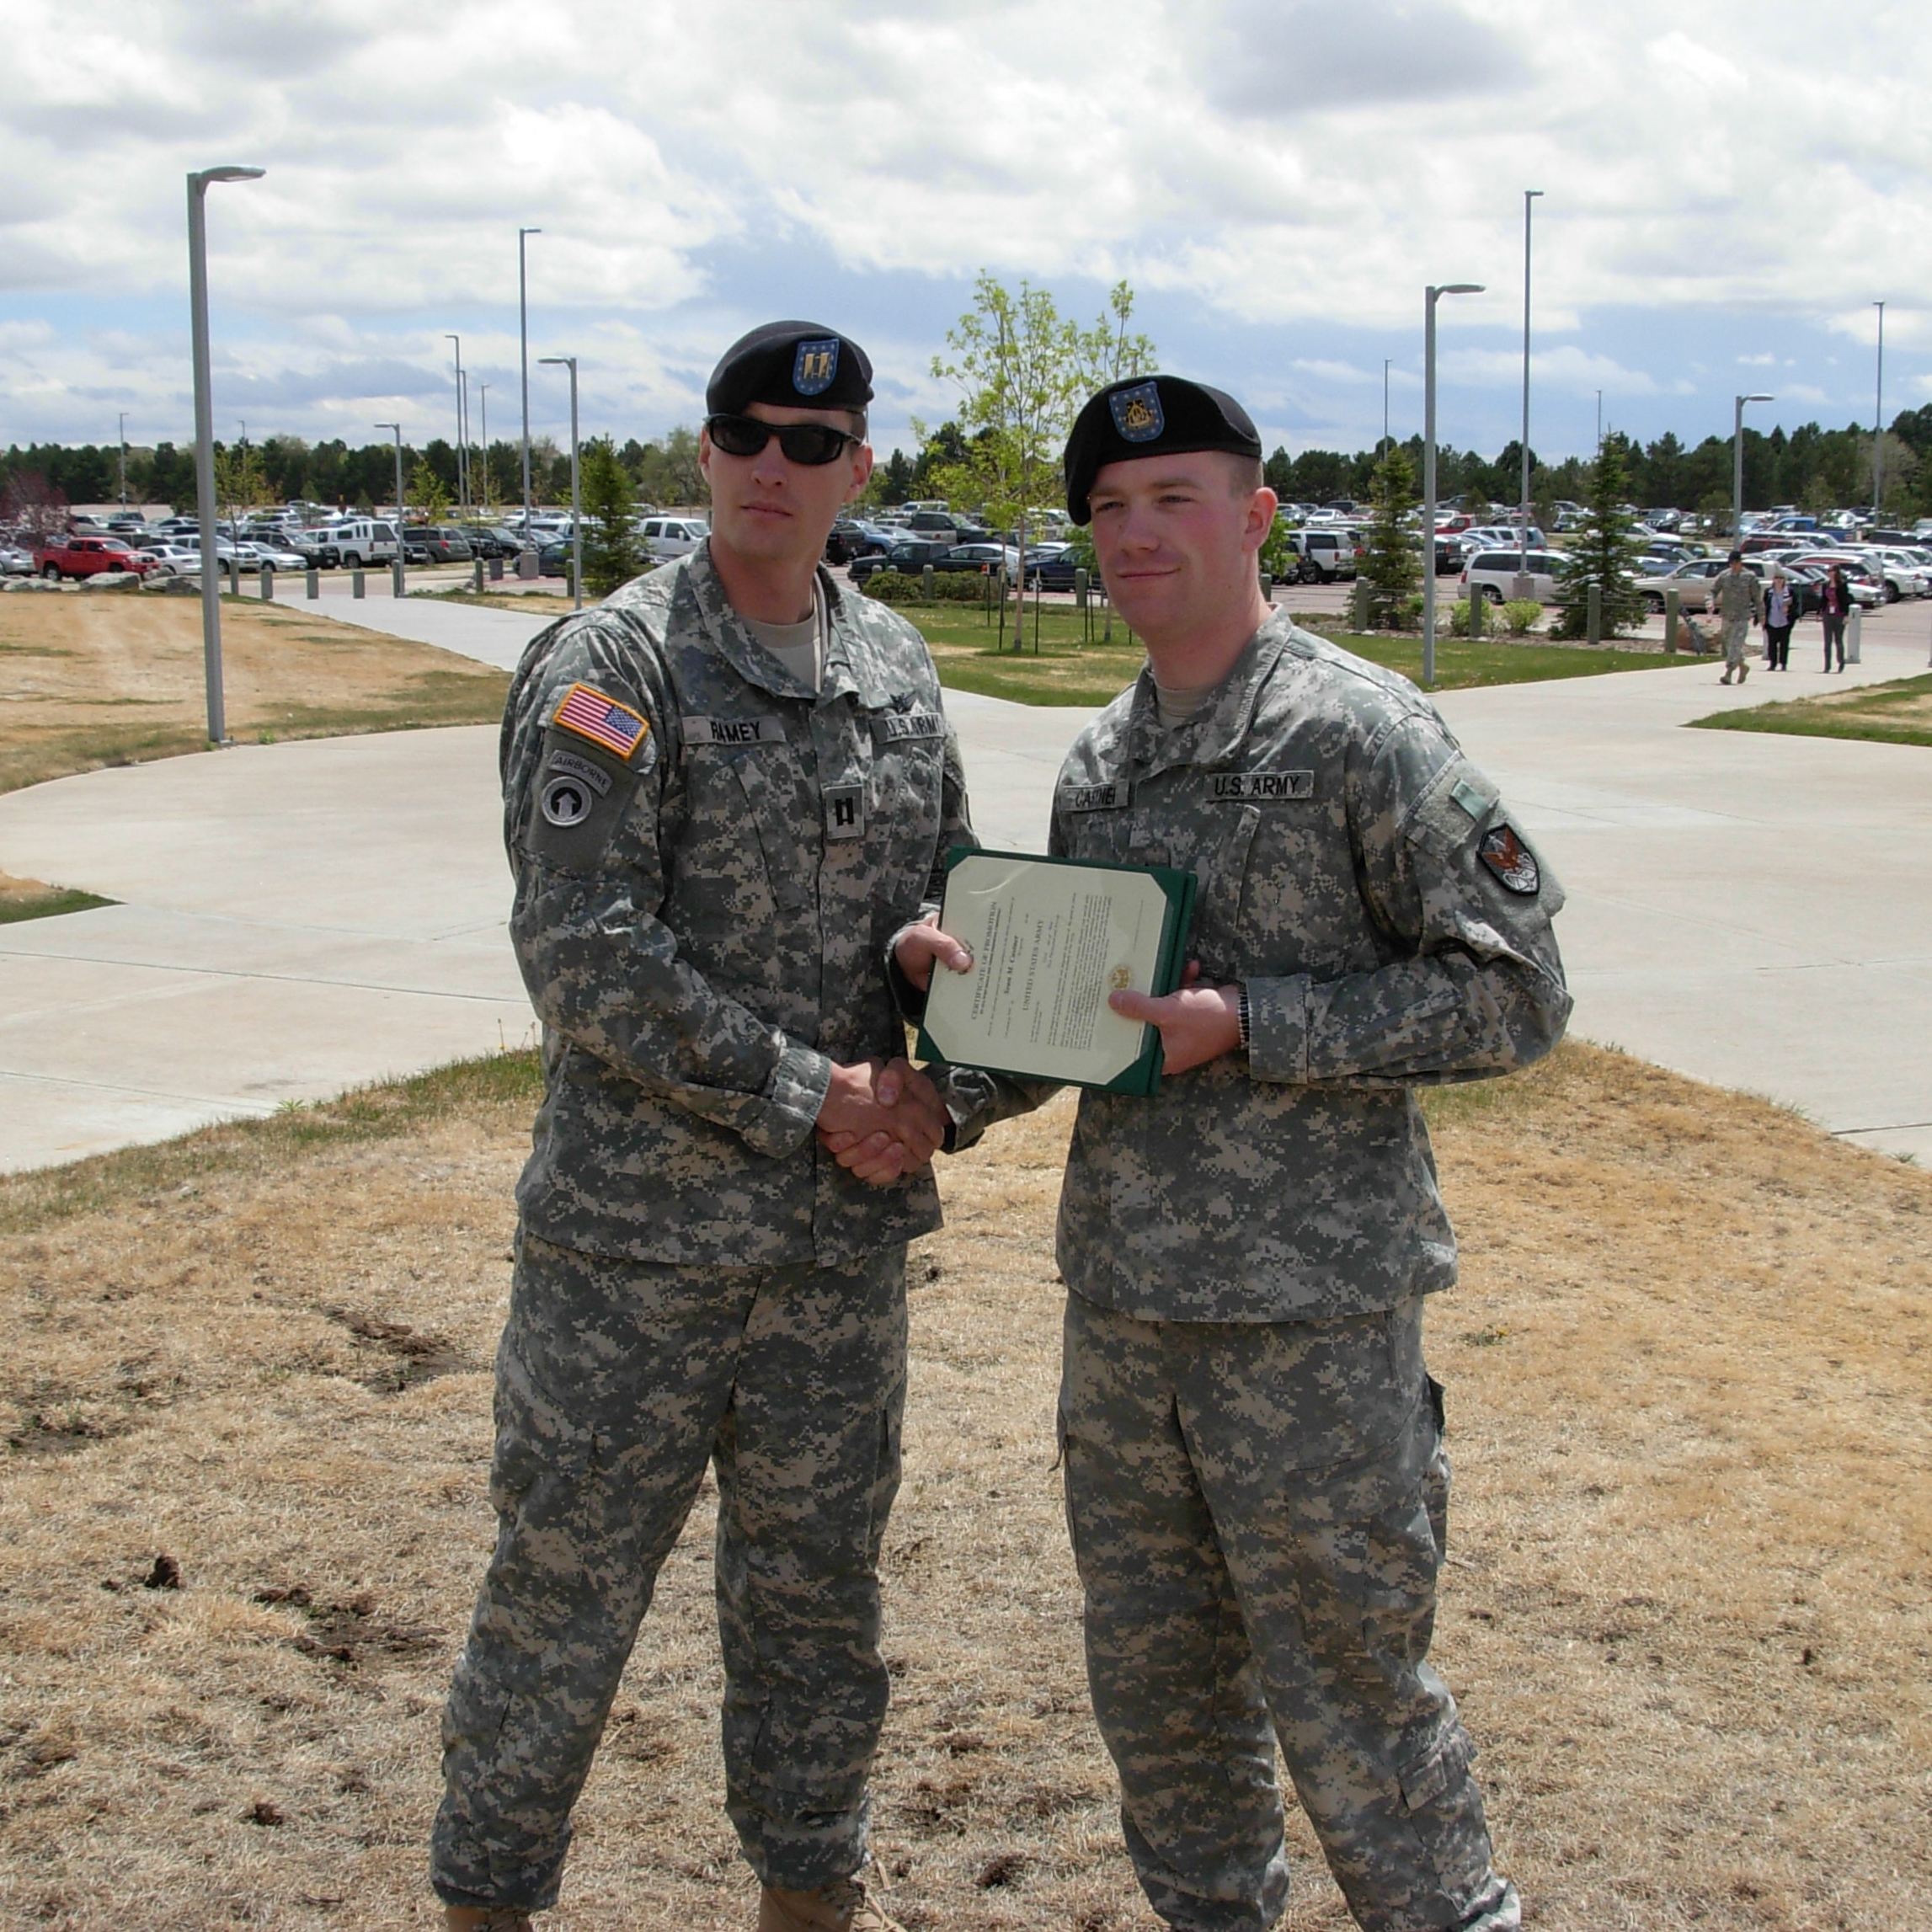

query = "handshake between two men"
[{"left": 815, "top": 915, "right": 1248, "bottom": 1188}]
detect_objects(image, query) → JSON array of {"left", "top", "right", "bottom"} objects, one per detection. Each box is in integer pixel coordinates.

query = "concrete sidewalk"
[{"left": 2, "top": 589, "right": 1928, "bottom": 1170}]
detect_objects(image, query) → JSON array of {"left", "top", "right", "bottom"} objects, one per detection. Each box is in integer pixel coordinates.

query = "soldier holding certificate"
[{"left": 864, "top": 376, "right": 1571, "bottom": 1932}]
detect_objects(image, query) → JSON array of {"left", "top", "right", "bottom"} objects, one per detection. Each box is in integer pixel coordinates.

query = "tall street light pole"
[
  {"left": 446, "top": 333, "right": 467, "bottom": 518},
  {"left": 1733, "top": 393, "right": 1772, "bottom": 540},
  {"left": 1382, "top": 359, "right": 1391, "bottom": 451},
  {"left": 117, "top": 413, "right": 128, "bottom": 505},
  {"left": 188, "top": 163, "right": 264, "bottom": 747},
  {"left": 478, "top": 383, "right": 489, "bottom": 511},
  {"left": 540, "top": 355, "right": 580, "bottom": 611},
  {"left": 1518, "top": 189, "right": 1544, "bottom": 578},
  {"left": 519, "top": 227, "right": 541, "bottom": 547},
  {"left": 1423, "top": 281, "right": 1486, "bottom": 690},
  {"left": 1873, "top": 300, "right": 1887, "bottom": 515},
  {"left": 376, "top": 421, "right": 405, "bottom": 591}
]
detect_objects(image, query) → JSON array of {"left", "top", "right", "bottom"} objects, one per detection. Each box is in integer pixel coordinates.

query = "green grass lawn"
[
  {"left": 1688, "top": 671, "right": 1932, "bottom": 749},
  {"left": 896, "top": 602, "right": 1697, "bottom": 707}
]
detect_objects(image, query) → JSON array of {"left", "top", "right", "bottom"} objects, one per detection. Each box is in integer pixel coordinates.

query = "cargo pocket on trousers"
[{"left": 1396, "top": 1722, "right": 1475, "bottom": 1814}]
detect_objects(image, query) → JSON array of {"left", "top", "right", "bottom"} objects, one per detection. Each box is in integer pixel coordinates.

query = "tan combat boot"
[
  {"left": 758, "top": 1873, "right": 904, "bottom": 1932},
  {"left": 446, "top": 1909, "right": 533, "bottom": 1931}
]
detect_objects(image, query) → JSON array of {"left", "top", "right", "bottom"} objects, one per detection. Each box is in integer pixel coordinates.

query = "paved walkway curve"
[{"left": 2, "top": 585, "right": 1928, "bottom": 1170}]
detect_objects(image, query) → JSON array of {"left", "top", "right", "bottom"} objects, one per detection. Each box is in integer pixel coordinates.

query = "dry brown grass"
[
  {"left": 0, "top": 1043, "right": 1927, "bottom": 1931},
  {"left": 0, "top": 593, "right": 510, "bottom": 795}
]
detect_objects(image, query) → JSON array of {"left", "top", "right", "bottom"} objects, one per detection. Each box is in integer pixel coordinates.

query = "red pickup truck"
[{"left": 32, "top": 534, "right": 157, "bottom": 579}]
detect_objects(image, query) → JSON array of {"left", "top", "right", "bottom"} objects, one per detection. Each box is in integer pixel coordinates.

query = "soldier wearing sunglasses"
[{"left": 434, "top": 322, "right": 970, "bottom": 1932}]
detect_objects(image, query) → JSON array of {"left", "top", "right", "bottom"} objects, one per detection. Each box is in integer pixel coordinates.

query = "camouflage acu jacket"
[
  {"left": 1711, "top": 566, "right": 1764, "bottom": 625},
  {"left": 942, "top": 612, "right": 1570, "bottom": 1323},
  {"left": 500, "top": 543, "right": 972, "bottom": 1268}
]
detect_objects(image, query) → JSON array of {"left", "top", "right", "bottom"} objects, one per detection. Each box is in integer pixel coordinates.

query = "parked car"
[
  {"left": 1027, "top": 548, "right": 1100, "bottom": 592},
  {"left": 327, "top": 519, "right": 398, "bottom": 568},
  {"left": 34, "top": 533, "right": 157, "bottom": 579},
  {"left": 457, "top": 526, "right": 519, "bottom": 561},
  {"left": 401, "top": 526, "right": 474, "bottom": 564},
  {"left": 1281, "top": 528, "right": 1361, "bottom": 583},
  {"left": 936, "top": 542, "right": 1022, "bottom": 575},
  {"left": 849, "top": 539, "right": 957, "bottom": 584},
  {"left": 1460, "top": 548, "right": 1563, "bottom": 605},
  {"left": 288, "top": 527, "right": 341, "bottom": 567},
  {"left": 137, "top": 542, "right": 208, "bottom": 579},
  {"left": 824, "top": 520, "right": 894, "bottom": 566},
  {"left": 640, "top": 515, "right": 707, "bottom": 560},
  {"left": 231, "top": 539, "right": 307, "bottom": 571},
  {"left": 0, "top": 542, "right": 33, "bottom": 576},
  {"left": 1633, "top": 558, "right": 1732, "bottom": 613}
]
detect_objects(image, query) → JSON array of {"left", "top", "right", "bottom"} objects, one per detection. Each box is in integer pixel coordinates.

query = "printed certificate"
[{"left": 915, "top": 847, "right": 1197, "bottom": 1096}]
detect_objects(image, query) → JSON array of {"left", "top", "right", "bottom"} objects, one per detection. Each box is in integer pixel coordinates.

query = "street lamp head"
[
  {"left": 196, "top": 166, "right": 265, "bottom": 187},
  {"left": 538, "top": 355, "right": 574, "bottom": 367},
  {"left": 1432, "top": 283, "right": 1485, "bottom": 298},
  {"left": 1743, "top": 392, "right": 1773, "bottom": 405}
]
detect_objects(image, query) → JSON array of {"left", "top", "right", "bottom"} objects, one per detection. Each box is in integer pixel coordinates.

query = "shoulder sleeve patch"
[
  {"left": 552, "top": 683, "right": 649, "bottom": 761},
  {"left": 1478, "top": 824, "right": 1540, "bottom": 894}
]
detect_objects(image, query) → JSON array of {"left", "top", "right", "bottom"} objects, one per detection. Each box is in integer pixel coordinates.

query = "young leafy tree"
[
  {"left": 1358, "top": 446, "right": 1420, "bottom": 628},
  {"left": 926, "top": 275, "right": 1155, "bottom": 634},
  {"left": 407, "top": 456, "right": 451, "bottom": 525},
  {"left": 579, "top": 435, "right": 645, "bottom": 597},
  {"left": 1553, "top": 431, "right": 1644, "bottom": 639}
]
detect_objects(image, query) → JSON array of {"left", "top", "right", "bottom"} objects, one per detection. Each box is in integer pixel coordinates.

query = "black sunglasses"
[{"left": 704, "top": 413, "right": 860, "bottom": 466}]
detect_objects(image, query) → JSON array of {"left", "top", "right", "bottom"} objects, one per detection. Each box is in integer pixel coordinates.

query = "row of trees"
[{"left": 1270, "top": 405, "right": 1932, "bottom": 524}]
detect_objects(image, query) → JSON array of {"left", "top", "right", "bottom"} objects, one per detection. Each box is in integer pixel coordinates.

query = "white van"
[
  {"left": 330, "top": 519, "right": 398, "bottom": 568},
  {"left": 640, "top": 515, "right": 708, "bottom": 560}
]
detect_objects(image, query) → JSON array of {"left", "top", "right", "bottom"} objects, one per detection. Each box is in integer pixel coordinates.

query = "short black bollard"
[
  {"left": 921, "top": 563, "right": 935, "bottom": 603},
  {"left": 473, "top": 558, "right": 485, "bottom": 594},
  {"left": 305, "top": 567, "right": 319, "bottom": 600},
  {"left": 1664, "top": 588, "right": 1680, "bottom": 654},
  {"left": 1587, "top": 581, "right": 1602, "bottom": 647},
  {"left": 259, "top": 563, "right": 273, "bottom": 600},
  {"left": 1351, "top": 576, "right": 1370, "bottom": 630},
  {"left": 352, "top": 568, "right": 366, "bottom": 599},
  {"left": 1260, "top": 572, "right": 1273, "bottom": 604},
  {"left": 1469, "top": 592, "right": 1484, "bottom": 638},
  {"left": 489, "top": 556, "right": 504, "bottom": 582},
  {"left": 391, "top": 559, "right": 405, "bottom": 599}
]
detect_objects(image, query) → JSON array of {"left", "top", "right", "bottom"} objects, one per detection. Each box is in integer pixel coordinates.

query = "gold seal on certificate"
[{"left": 915, "top": 847, "right": 1198, "bottom": 1095}]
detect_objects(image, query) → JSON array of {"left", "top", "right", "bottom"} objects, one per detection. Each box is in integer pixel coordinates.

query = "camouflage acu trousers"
[
  {"left": 432, "top": 1231, "right": 908, "bottom": 1911},
  {"left": 1059, "top": 1291, "right": 1518, "bottom": 1932}
]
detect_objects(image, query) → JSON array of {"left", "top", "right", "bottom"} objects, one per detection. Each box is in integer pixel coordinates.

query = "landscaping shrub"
[
  {"left": 859, "top": 569, "right": 990, "bottom": 606},
  {"left": 1499, "top": 599, "right": 1541, "bottom": 637}
]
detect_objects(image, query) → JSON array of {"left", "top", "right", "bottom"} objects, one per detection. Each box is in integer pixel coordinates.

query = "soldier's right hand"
[{"left": 816, "top": 1058, "right": 948, "bottom": 1185}]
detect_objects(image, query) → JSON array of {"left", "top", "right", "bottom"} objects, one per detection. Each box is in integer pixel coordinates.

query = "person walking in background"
[
  {"left": 1764, "top": 568, "right": 1795, "bottom": 670},
  {"left": 1820, "top": 563, "right": 1851, "bottom": 672},
  {"left": 1713, "top": 549, "right": 1763, "bottom": 685}
]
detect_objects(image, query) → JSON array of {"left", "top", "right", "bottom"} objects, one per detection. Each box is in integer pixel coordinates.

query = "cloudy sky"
[{"left": 5, "top": 0, "right": 1929, "bottom": 469}]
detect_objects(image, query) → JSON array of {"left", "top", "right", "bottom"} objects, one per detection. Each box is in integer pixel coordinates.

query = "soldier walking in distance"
[
  {"left": 844, "top": 376, "right": 1571, "bottom": 1932},
  {"left": 433, "top": 321, "right": 967, "bottom": 1932},
  {"left": 1713, "top": 548, "right": 1763, "bottom": 684}
]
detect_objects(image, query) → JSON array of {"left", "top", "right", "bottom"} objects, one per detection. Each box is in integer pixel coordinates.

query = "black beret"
[
  {"left": 706, "top": 320, "right": 874, "bottom": 416},
  {"left": 1063, "top": 375, "right": 1262, "bottom": 525}
]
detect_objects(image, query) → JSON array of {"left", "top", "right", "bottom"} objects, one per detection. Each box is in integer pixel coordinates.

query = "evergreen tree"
[
  {"left": 1553, "top": 431, "right": 1644, "bottom": 639},
  {"left": 579, "top": 436, "right": 645, "bottom": 597},
  {"left": 1359, "top": 446, "right": 1419, "bottom": 628}
]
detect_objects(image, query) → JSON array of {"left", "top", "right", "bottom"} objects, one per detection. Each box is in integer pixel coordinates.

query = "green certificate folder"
[{"left": 915, "top": 846, "right": 1198, "bottom": 1097}]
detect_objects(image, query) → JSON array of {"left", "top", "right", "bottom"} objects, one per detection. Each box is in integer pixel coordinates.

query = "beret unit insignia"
[
  {"left": 1109, "top": 380, "right": 1165, "bottom": 442},
  {"left": 793, "top": 339, "right": 840, "bottom": 396}
]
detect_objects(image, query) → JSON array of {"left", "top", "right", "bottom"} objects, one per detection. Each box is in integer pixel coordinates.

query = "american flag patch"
[{"left": 552, "top": 684, "right": 648, "bottom": 761}]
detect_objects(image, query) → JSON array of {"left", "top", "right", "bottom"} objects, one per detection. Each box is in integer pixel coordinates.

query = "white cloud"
[{"left": 3, "top": 0, "right": 1931, "bottom": 451}]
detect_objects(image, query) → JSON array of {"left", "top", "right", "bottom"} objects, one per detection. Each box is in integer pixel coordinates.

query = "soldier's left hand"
[{"left": 1108, "top": 962, "right": 1241, "bottom": 1075}]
